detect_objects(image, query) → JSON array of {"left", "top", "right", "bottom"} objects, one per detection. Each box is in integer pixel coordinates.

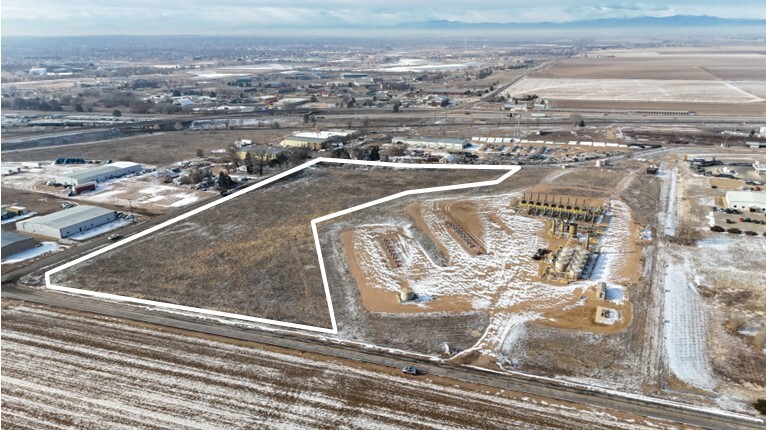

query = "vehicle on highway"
[
  {"left": 108, "top": 234, "right": 122, "bottom": 241},
  {"left": 402, "top": 366, "right": 419, "bottom": 375}
]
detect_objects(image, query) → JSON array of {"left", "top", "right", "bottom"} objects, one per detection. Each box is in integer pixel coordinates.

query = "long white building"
[
  {"left": 391, "top": 136, "right": 470, "bottom": 151},
  {"left": 16, "top": 205, "right": 116, "bottom": 239},
  {"left": 54, "top": 162, "right": 142, "bottom": 186}
]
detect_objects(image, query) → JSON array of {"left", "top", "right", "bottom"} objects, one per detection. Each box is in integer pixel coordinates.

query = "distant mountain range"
[{"left": 400, "top": 15, "right": 766, "bottom": 30}]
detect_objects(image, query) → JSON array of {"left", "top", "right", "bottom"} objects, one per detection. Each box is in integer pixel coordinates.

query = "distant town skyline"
[{"left": 2, "top": 0, "right": 766, "bottom": 36}]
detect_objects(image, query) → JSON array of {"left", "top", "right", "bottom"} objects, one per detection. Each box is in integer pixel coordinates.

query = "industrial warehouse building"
[
  {"left": 54, "top": 161, "right": 142, "bottom": 186},
  {"left": 724, "top": 190, "right": 766, "bottom": 212},
  {"left": 1, "top": 231, "right": 37, "bottom": 259},
  {"left": 236, "top": 146, "right": 287, "bottom": 161},
  {"left": 280, "top": 135, "right": 327, "bottom": 150},
  {"left": 16, "top": 205, "right": 116, "bottom": 239},
  {"left": 391, "top": 136, "right": 471, "bottom": 151},
  {"left": 280, "top": 130, "right": 358, "bottom": 150}
]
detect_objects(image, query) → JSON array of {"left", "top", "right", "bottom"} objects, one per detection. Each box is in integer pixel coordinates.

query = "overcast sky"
[{"left": 2, "top": 0, "right": 765, "bottom": 36}]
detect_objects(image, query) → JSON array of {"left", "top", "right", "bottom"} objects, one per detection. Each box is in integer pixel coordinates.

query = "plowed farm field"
[{"left": 0, "top": 301, "right": 679, "bottom": 430}]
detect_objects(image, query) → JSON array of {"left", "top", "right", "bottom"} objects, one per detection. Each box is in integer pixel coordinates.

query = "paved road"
[{"left": 2, "top": 285, "right": 763, "bottom": 430}]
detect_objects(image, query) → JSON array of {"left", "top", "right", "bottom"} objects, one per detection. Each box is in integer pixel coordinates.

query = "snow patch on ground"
[
  {"left": 706, "top": 211, "right": 717, "bottom": 227},
  {"left": 698, "top": 196, "right": 714, "bottom": 207},
  {"left": 66, "top": 218, "right": 133, "bottom": 241},
  {"left": 80, "top": 181, "right": 204, "bottom": 209},
  {"left": 662, "top": 168, "right": 679, "bottom": 236},
  {"left": 663, "top": 261, "right": 715, "bottom": 390},
  {"left": 1, "top": 212, "right": 38, "bottom": 225},
  {"left": 640, "top": 226, "right": 653, "bottom": 240},
  {"left": 170, "top": 194, "right": 200, "bottom": 207},
  {"left": 590, "top": 200, "right": 632, "bottom": 284},
  {"left": 499, "top": 312, "right": 541, "bottom": 357},
  {"left": 2, "top": 242, "right": 63, "bottom": 264},
  {"left": 350, "top": 194, "right": 569, "bottom": 309}
]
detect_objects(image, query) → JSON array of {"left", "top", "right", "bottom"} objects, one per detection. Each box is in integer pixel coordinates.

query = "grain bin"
[
  {"left": 555, "top": 247, "right": 573, "bottom": 272},
  {"left": 568, "top": 223, "right": 578, "bottom": 237}
]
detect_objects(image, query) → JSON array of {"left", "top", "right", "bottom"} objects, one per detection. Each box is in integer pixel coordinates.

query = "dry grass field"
[
  {"left": 1, "top": 301, "right": 678, "bottom": 430},
  {"left": 527, "top": 167, "right": 626, "bottom": 199},
  {"left": 620, "top": 174, "right": 662, "bottom": 226},
  {"left": 51, "top": 163, "right": 504, "bottom": 330},
  {"left": 1, "top": 127, "right": 299, "bottom": 166}
]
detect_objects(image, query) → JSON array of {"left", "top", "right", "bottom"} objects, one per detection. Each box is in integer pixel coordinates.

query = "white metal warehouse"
[
  {"left": 16, "top": 205, "right": 117, "bottom": 239},
  {"left": 54, "top": 161, "right": 142, "bottom": 186},
  {"left": 391, "top": 136, "right": 470, "bottom": 151},
  {"left": 724, "top": 190, "right": 766, "bottom": 212}
]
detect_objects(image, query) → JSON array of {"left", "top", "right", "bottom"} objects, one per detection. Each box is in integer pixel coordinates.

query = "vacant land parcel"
[{"left": 50, "top": 162, "right": 507, "bottom": 330}]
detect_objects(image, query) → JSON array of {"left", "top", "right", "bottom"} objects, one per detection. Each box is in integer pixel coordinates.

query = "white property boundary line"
[{"left": 45, "top": 158, "right": 520, "bottom": 335}]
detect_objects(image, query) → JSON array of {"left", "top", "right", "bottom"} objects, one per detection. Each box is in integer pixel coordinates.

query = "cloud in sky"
[{"left": 2, "top": 0, "right": 765, "bottom": 35}]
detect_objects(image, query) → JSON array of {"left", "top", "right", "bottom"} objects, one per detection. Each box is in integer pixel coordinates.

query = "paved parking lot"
[{"left": 712, "top": 210, "right": 766, "bottom": 234}]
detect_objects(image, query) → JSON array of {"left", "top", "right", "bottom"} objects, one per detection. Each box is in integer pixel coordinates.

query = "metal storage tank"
[
  {"left": 555, "top": 249, "right": 572, "bottom": 272},
  {"left": 568, "top": 264, "right": 584, "bottom": 279},
  {"left": 568, "top": 223, "right": 578, "bottom": 237}
]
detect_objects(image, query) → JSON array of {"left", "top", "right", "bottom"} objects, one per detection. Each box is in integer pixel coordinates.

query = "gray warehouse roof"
[
  {"left": 24, "top": 205, "right": 114, "bottom": 229},
  {"left": 64, "top": 165, "right": 123, "bottom": 182},
  {"left": 392, "top": 136, "right": 470, "bottom": 145},
  {"left": 60, "top": 162, "right": 141, "bottom": 183},
  {"left": 2, "top": 230, "right": 34, "bottom": 248},
  {"left": 65, "top": 166, "right": 118, "bottom": 182},
  {"left": 285, "top": 136, "right": 328, "bottom": 143}
]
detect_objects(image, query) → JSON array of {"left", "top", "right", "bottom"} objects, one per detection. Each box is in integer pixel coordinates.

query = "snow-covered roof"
[
  {"left": 21, "top": 205, "right": 114, "bottom": 230},
  {"left": 725, "top": 190, "right": 766, "bottom": 206},
  {"left": 293, "top": 130, "right": 357, "bottom": 139},
  {"left": 110, "top": 161, "right": 141, "bottom": 169},
  {"left": 60, "top": 162, "right": 141, "bottom": 182}
]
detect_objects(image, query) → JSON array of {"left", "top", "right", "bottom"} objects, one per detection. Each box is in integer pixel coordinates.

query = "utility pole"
[{"left": 128, "top": 200, "right": 135, "bottom": 223}]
